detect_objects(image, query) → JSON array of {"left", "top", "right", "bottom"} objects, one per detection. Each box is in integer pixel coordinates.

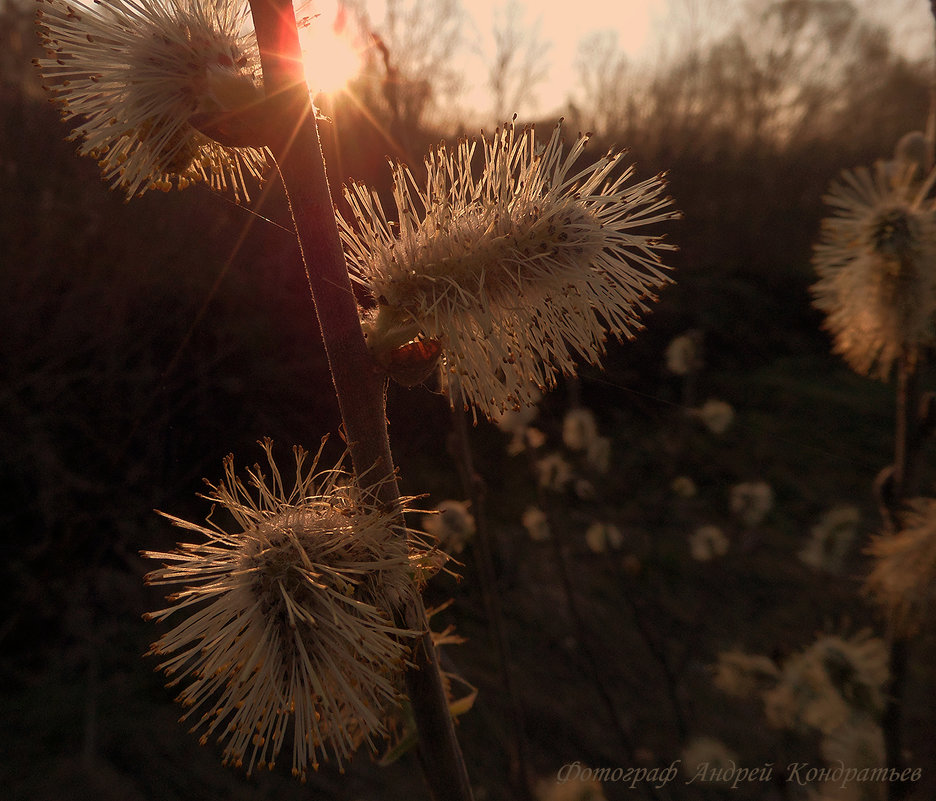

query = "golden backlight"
[{"left": 299, "top": 3, "right": 362, "bottom": 95}]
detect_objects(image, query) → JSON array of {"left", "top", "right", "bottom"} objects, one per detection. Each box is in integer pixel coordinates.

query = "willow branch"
[
  {"left": 879, "top": 352, "right": 920, "bottom": 801},
  {"left": 246, "top": 2, "right": 472, "bottom": 797}
]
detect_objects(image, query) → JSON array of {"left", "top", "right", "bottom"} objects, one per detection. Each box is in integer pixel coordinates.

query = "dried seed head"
[
  {"left": 143, "top": 440, "right": 430, "bottom": 779},
  {"left": 341, "top": 120, "right": 679, "bottom": 420},
  {"left": 763, "top": 630, "right": 889, "bottom": 735},
  {"left": 812, "top": 162, "right": 936, "bottom": 379},
  {"left": 865, "top": 496, "right": 936, "bottom": 637},
  {"left": 35, "top": 0, "right": 267, "bottom": 199}
]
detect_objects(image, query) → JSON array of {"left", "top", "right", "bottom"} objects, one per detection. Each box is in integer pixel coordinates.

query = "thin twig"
[
  {"left": 618, "top": 582, "right": 691, "bottom": 744},
  {"left": 546, "top": 534, "right": 664, "bottom": 801},
  {"left": 448, "top": 404, "right": 534, "bottom": 801}
]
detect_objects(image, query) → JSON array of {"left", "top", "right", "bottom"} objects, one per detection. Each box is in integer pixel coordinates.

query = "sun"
[{"left": 298, "top": 4, "right": 363, "bottom": 95}]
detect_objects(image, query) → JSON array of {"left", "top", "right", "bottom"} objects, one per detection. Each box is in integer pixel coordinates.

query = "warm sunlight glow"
[{"left": 299, "top": 7, "right": 363, "bottom": 96}]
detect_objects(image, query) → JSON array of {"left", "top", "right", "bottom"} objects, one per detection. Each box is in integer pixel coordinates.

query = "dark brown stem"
[
  {"left": 882, "top": 638, "right": 909, "bottom": 801},
  {"left": 880, "top": 351, "right": 919, "bottom": 801},
  {"left": 246, "top": 1, "right": 472, "bottom": 798},
  {"left": 885, "top": 7, "right": 936, "bottom": 794},
  {"left": 928, "top": 1, "right": 936, "bottom": 170},
  {"left": 448, "top": 405, "right": 533, "bottom": 801},
  {"left": 890, "top": 355, "right": 919, "bottom": 512}
]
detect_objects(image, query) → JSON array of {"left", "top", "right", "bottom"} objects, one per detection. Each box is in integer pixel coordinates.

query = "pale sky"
[
  {"left": 311, "top": 0, "right": 934, "bottom": 120},
  {"left": 459, "top": 0, "right": 664, "bottom": 117},
  {"left": 454, "top": 0, "right": 933, "bottom": 118}
]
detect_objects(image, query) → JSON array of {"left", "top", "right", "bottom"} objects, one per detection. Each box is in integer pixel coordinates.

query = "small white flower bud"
[
  {"left": 729, "top": 481, "right": 774, "bottom": 527},
  {"left": 562, "top": 407, "right": 598, "bottom": 452},
  {"left": 665, "top": 331, "right": 704, "bottom": 375},
  {"left": 694, "top": 398, "right": 735, "bottom": 435},
  {"left": 671, "top": 475, "right": 698, "bottom": 498},
  {"left": 522, "top": 506, "right": 551, "bottom": 541},
  {"left": 689, "top": 525, "right": 729, "bottom": 561},
  {"left": 423, "top": 500, "right": 476, "bottom": 554}
]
